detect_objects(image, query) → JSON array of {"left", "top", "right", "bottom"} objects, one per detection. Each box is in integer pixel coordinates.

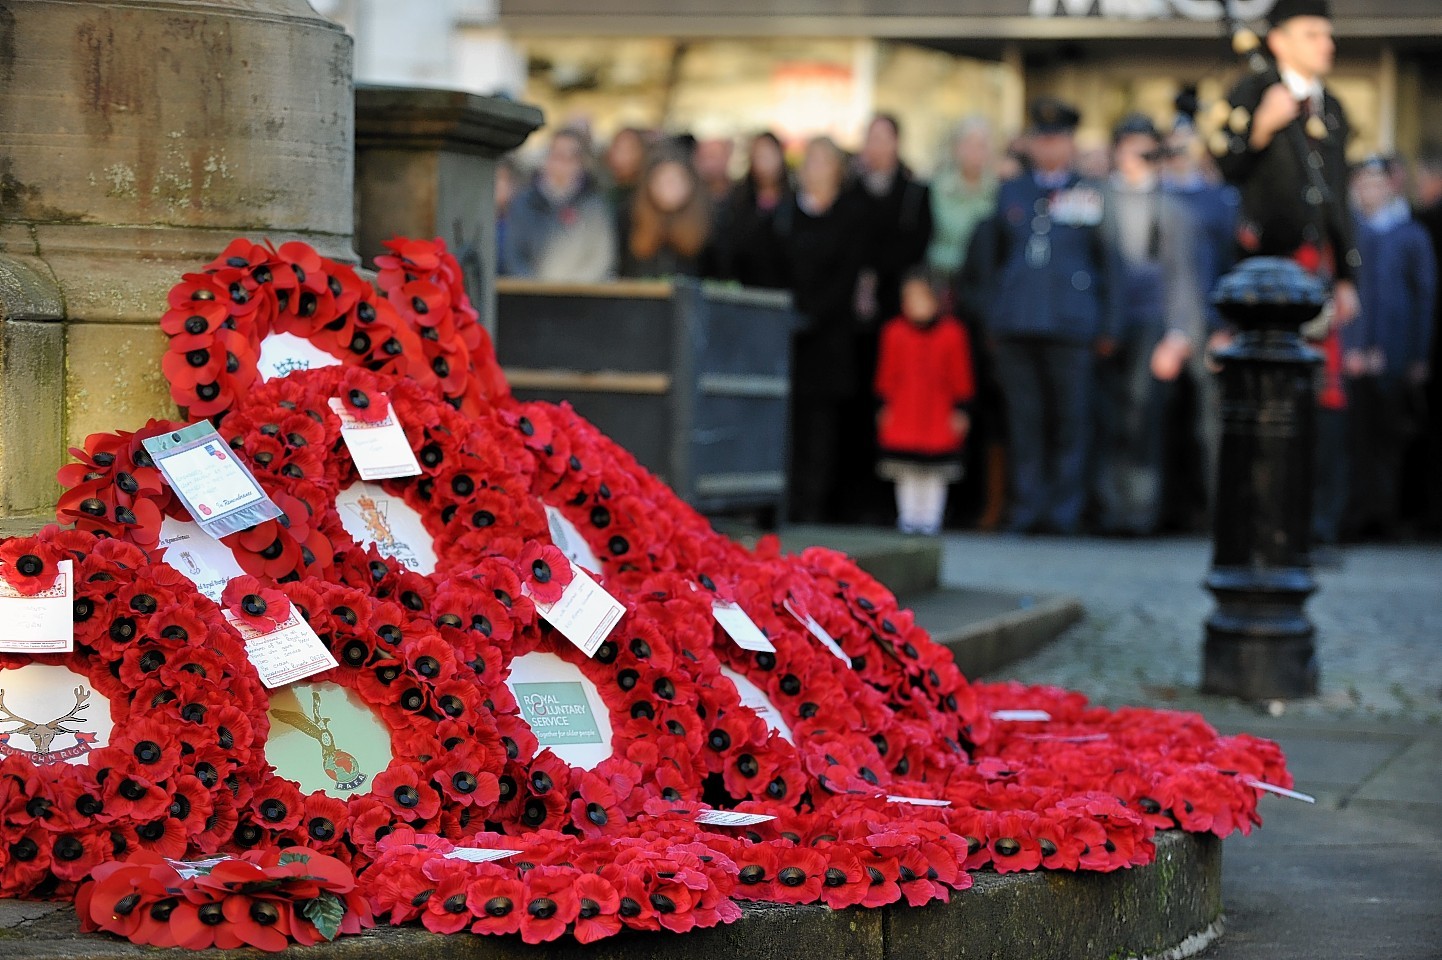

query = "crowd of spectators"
[{"left": 496, "top": 107, "right": 1440, "bottom": 542}]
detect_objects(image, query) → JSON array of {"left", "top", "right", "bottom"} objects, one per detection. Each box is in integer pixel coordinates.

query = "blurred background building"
[{"left": 316, "top": 0, "right": 1442, "bottom": 169}]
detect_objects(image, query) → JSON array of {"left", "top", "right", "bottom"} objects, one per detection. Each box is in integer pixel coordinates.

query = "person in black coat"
[
  {"left": 1412, "top": 147, "right": 1442, "bottom": 535},
  {"left": 785, "top": 136, "right": 866, "bottom": 524},
  {"left": 1212, "top": 0, "right": 1359, "bottom": 322},
  {"left": 711, "top": 131, "right": 794, "bottom": 290},
  {"left": 848, "top": 114, "right": 934, "bottom": 326},
  {"left": 840, "top": 114, "right": 933, "bottom": 523}
]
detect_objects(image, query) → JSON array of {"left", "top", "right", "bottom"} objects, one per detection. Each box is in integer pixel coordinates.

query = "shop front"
[{"left": 496, "top": 0, "right": 1442, "bottom": 164}]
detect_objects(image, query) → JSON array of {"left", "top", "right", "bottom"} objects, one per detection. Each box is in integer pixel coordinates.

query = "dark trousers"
[
  {"left": 1345, "top": 376, "right": 1409, "bottom": 537},
  {"left": 993, "top": 338, "right": 1094, "bottom": 533},
  {"left": 1094, "top": 324, "right": 1167, "bottom": 534},
  {"left": 789, "top": 392, "right": 842, "bottom": 524},
  {"left": 1313, "top": 406, "right": 1348, "bottom": 545}
]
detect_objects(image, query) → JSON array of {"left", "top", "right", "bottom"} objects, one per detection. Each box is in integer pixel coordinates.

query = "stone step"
[
  {"left": 751, "top": 526, "right": 1080, "bottom": 677},
  {"left": 769, "top": 524, "right": 944, "bottom": 597},
  {"left": 908, "top": 586, "right": 1083, "bottom": 679},
  {"left": 0, "top": 830, "right": 1221, "bottom": 960}
]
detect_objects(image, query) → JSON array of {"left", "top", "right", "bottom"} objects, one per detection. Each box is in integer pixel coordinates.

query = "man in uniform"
[
  {"left": 983, "top": 98, "right": 1122, "bottom": 535},
  {"left": 1212, "top": 0, "right": 1358, "bottom": 555},
  {"left": 1212, "top": 0, "right": 1359, "bottom": 322}
]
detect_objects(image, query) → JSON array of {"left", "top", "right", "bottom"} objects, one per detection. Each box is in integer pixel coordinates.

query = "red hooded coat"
[{"left": 874, "top": 314, "right": 975, "bottom": 459}]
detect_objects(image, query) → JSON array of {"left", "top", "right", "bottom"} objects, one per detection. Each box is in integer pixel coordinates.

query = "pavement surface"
[{"left": 941, "top": 533, "right": 1442, "bottom": 960}]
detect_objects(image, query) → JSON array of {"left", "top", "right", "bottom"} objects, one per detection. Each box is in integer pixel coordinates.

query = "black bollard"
[{"left": 1202, "top": 257, "right": 1326, "bottom": 700}]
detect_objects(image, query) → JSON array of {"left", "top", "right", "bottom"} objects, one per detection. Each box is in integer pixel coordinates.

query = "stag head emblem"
[{"left": 0, "top": 685, "right": 91, "bottom": 755}]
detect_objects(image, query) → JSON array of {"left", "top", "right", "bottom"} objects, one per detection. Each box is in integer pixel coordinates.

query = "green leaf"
[
  {"left": 278, "top": 851, "right": 312, "bottom": 867},
  {"left": 302, "top": 891, "right": 346, "bottom": 942}
]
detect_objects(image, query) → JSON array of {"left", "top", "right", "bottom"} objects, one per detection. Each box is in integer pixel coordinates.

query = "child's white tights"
[{"left": 894, "top": 469, "right": 948, "bottom": 535}]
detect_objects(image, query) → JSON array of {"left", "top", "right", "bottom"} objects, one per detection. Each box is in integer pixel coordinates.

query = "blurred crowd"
[{"left": 496, "top": 102, "right": 1440, "bottom": 543}]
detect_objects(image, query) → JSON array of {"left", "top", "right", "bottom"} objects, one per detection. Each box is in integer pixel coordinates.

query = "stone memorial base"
[{"left": 0, "top": 831, "right": 1220, "bottom": 960}]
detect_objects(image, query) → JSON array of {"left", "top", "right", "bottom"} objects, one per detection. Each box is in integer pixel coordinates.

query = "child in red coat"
[{"left": 875, "top": 271, "right": 976, "bottom": 534}]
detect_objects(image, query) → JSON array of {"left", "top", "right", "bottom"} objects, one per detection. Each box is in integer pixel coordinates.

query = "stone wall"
[{"left": 0, "top": 0, "right": 355, "bottom": 522}]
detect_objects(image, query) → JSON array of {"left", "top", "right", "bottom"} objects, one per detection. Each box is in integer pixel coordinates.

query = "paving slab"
[
  {"left": 1202, "top": 802, "right": 1442, "bottom": 960},
  {"left": 1238, "top": 733, "right": 1410, "bottom": 797},
  {"left": 1351, "top": 737, "right": 1442, "bottom": 808},
  {"left": 773, "top": 525, "right": 943, "bottom": 597}
]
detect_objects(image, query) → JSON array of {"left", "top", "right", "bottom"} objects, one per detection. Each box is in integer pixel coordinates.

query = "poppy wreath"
[
  {"left": 21, "top": 232, "right": 1298, "bottom": 934},
  {"left": 160, "top": 236, "right": 505, "bottom": 423},
  {"left": 212, "top": 365, "right": 543, "bottom": 582},
  {"left": 617, "top": 568, "right": 943, "bottom": 811},
  {"left": 0, "top": 528, "right": 271, "bottom": 898},
  {"left": 50, "top": 373, "right": 745, "bottom": 835},
  {"left": 360, "top": 801, "right": 978, "bottom": 945},
  {"left": 54, "top": 366, "right": 539, "bottom": 585},
  {"left": 149, "top": 238, "right": 1001, "bottom": 770},
  {"left": 363, "top": 823, "right": 742, "bottom": 943},
  {"left": 510, "top": 403, "right": 992, "bottom": 760},
  {"left": 953, "top": 681, "right": 1290, "bottom": 847},
  {"left": 227, "top": 577, "right": 521, "bottom": 870},
  {"left": 75, "top": 847, "right": 372, "bottom": 951}
]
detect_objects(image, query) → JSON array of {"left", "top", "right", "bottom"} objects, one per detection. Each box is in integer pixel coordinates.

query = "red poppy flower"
[
  {"left": 767, "top": 846, "right": 826, "bottom": 904},
  {"left": 218, "top": 894, "right": 290, "bottom": 951},
  {"left": 466, "top": 871, "right": 524, "bottom": 936},
  {"left": 569, "top": 771, "right": 622, "bottom": 839},
  {"left": 813, "top": 847, "right": 867, "bottom": 909},
  {"left": 372, "top": 762, "right": 442, "bottom": 822},
  {"left": 0, "top": 539, "right": 64, "bottom": 595},
  {"left": 420, "top": 862, "right": 476, "bottom": 935},
  {"left": 572, "top": 872, "right": 622, "bottom": 943},
  {"left": 516, "top": 543, "right": 571, "bottom": 605},
  {"left": 519, "top": 864, "right": 581, "bottom": 943}
]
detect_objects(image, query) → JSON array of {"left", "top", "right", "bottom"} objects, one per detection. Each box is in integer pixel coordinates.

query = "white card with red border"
[
  {"left": 529, "top": 562, "right": 625, "bottom": 658},
  {"left": 328, "top": 397, "right": 422, "bottom": 481},
  {"left": 223, "top": 608, "right": 338, "bottom": 689},
  {"left": 0, "top": 560, "right": 74, "bottom": 654}
]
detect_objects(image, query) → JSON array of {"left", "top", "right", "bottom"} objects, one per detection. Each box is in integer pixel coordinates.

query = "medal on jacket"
[{"left": 1026, "top": 233, "right": 1051, "bottom": 268}]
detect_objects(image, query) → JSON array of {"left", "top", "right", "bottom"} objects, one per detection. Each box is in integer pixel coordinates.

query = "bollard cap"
[
  {"left": 1211, "top": 257, "right": 1328, "bottom": 332},
  {"left": 1212, "top": 257, "right": 1328, "bottom": 308}
]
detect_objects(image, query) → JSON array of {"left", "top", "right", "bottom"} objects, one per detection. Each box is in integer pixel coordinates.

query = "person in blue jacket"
[
  {"left": 978, "top": 98, "right": 1123, "bottom": 534},
  {"left": 1344, "top": 154, "right": 1436, "bottom": 537}
]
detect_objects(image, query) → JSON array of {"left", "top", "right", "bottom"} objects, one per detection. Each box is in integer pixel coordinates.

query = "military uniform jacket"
[
  {"left": 982, "top": 171, "right": 1123, "bottom": 345},
  {"left": 1214, "top": 70, "right": 1359, "bottom": 281}
]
